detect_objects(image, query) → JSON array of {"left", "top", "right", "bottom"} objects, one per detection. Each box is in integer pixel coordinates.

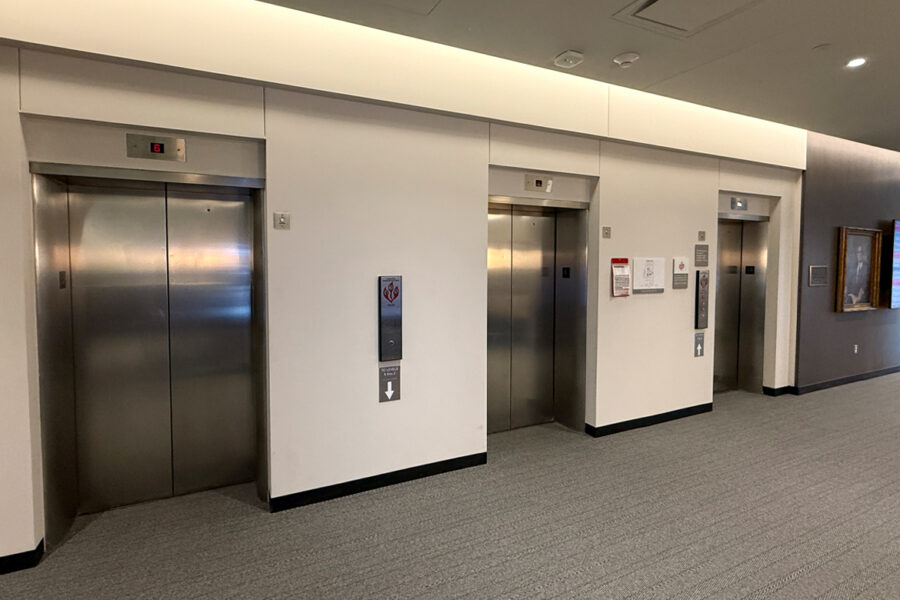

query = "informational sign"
[
  {"left": 611, "top": 258, "right": 631, "bottom": 297},
  {"left": 379, "top": 365, "right": 400, "bottom": 402},
  {"left": 809, "top": 265, "right": 828, "bottom": 287},
  {"left": 695, "top": 244, "right": 709, "bottom": 267},
  {"left": 892, "top": 220, "right": 900, "bottom": 308},
  {"left": 378, "top": 276, "right": 402, "bottom": 361},
  {"left": 694, "top": 333, "right": 705, "bottom": 357},
  {"left": 695, "top": 270, "right": 710, "bottom": 329},
  {"left": 633, "top": 257, "right": 665, "bottom": 294},
  {"left": 672, "top": 256, "right": 689, "bottom": 290}
]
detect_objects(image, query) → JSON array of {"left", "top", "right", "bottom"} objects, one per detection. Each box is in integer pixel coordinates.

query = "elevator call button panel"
[
  {"left": 126, "top": 133, "right": 186, "bottom": 162},
  {"left": 378, "top": 276, "right": 402, "bottom": 361},
  {"left": 695, "top": 269, "right": 710, "bottom": 329}
]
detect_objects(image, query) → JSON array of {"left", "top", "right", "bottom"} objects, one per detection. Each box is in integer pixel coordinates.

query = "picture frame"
[{"left": 835, "top": 226, "right": 882, "bottom": 312}]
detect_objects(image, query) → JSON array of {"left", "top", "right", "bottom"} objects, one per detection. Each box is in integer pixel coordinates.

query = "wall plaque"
[
  {"left": 379, "top": 365, "right": 400, "bottom": 402},
  {"left": 672, "top": 256, "right": 689, "bottom": 289},
  {"left": 694, "top": 244, "right": 709, "bottom": 267}
]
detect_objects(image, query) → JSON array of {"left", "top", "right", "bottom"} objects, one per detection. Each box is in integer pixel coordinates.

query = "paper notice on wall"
[
  {"left": 633, "top": 257, "right": 665, "bottom": 294},
  {"left": 611, "top": 258, "right": 631, "bottom": 297}
]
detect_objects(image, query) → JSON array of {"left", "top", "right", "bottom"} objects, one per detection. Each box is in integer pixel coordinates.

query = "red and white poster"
[{"left": 611, "top": 258, "right": 631, "bottom": 297}]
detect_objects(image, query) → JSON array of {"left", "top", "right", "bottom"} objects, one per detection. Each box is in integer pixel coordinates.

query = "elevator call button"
[{"left": 378, "top": 276, "right": 402, "bottom": 361}]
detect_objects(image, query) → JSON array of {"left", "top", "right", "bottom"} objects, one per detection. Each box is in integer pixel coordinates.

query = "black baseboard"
[
  {"left": 796, "top": 365, "right": 900, "bottom": 395},
  {"left": 0, "top": 540, "right": 43, "bottom": 575},
  {"left": 585, "top": 403, "right": 713, "bottom": 438},
  {"left": 269, "top": 452, "right": 487, "bottom": 513},
  {"left": 762, "top": 386, "right": 799, "bottom": 396}
]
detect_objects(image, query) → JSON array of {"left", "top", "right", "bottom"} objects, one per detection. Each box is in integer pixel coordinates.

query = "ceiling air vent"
[{"left": 613, "top": 0, "right": 764, "bottom": 39}]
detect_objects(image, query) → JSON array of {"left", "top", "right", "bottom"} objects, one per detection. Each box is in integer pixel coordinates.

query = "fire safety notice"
[{"left": 611, "top": 258, "right": 631, "bottom": 297}]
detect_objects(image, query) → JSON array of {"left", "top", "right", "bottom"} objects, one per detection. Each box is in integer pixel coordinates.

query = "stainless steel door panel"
[
  {"left": 487, "top": 207, "right": 512, "bottom": 434},
  {"left": 167, "top": 189, "right": 255, "bottom": 494},
  {"left": 714, "top": 221, "right": 742, "bottom": 392},
  {"left": 510, "top": 209, "right": 555, "bottom": 429},
  {"left": 553, "top": 210, "right": 587, "bottom": 430},
  {"left": 34, "top": 176, "right": 78, "bottom": 546},
  {"left": 738, "top": 221, "right": 768, "bottom": 392},
  {"left": 69, "top": 184, "right": 172, "bottom": 512}
]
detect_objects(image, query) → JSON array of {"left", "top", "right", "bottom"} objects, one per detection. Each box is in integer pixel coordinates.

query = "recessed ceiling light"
[
  {"left": 553, "top": 50, "right": 584, "bottom": 69},
  {"left": 846, "top": 57, "right": 867, "bottom": 68}
]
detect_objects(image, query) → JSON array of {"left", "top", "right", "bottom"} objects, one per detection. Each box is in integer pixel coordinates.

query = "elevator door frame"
[{"left": 33, "top": 166, "right": 269, "bottom": 549}]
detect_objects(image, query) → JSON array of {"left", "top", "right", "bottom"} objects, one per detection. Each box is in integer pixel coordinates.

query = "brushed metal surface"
[
  {"left": 714, "top": 221, "right": 742, "bottom": 392},
  {"left": 69, "top": 183, "right": 173, "bottom": 512},
  {"left": 33, "top": 175, "right": 78, "bottom": 547},
  {"left": 167, "top": 188, "right": 255, "bottom": 494},
  {"left": 31, "top": 162, "right": 265, "bottom": 189},
  {"left": 510, "top": 209, "right": 555, "bottom": 429},
  {"left": 553, "top": 209, "right": 587, "bottom": 430},
  {"left": 167, "top": 187, "right": 256, "bottom": 495},
  {"left": 487, "top": 207, "right": 512, "bottom": 434},
  {"left": 738, "top": 221, "right": 768, "bottom": 392}
]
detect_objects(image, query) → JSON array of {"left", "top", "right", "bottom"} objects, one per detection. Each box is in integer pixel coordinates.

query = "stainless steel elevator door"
[
  {"left": 69, "top": 183, "right": 173, "bottom": 513},
  {"left": 738, "top": 221, "right": 767, "bottom": 392},
  {"left": 487, "top": 209, "right": 512, "bottom": 433},
  {"left": 510, "top": 210, "right": 555, "bottom": 429},
  {"left": 167, "top": 187, "right": 255, "bottom": 494},
  {"left": 714, "top": 220, "right": 768, "bottom": 393},
  {"left": 714, "top": 222, "right": 742, "bottom": 392},
  {"left": 487, "top": 205, "right": 555, "bottom": 433}
]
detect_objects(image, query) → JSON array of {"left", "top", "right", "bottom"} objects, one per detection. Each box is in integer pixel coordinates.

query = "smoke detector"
[
  {"left": 612, "top": 51, "right": 641, "bottom": 69},
  {"left": 553, "top": 50, "right": 584, "bottom": 69}
]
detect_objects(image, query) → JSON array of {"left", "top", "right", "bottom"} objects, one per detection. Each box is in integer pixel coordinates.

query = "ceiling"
[{"left": 260, "top": 0, "right": 900, "bottom": 152}]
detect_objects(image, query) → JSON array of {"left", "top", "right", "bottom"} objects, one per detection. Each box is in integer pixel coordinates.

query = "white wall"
[
  {"left": 591, "top": 141, "right": 720, "bottom": 427},
  {"left": 0, "top": 1, "right": 805, "bottom": 169},
  {"left": 0, "top": 46, "right": 43, "bottom": 556},
  {"left": 19, "top": 50, "right": 265, "bottom": 139},
  {"left": 609, "top": 86, "right": 807, "bottom": 170},
  {"left": 719, "top": 160, "right": 803, "bottom": 389},
  {"left": 264, "top": 89, "right": 488, "bottom": 496}
]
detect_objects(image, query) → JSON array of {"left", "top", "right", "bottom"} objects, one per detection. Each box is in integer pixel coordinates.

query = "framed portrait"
[{"left": 835, "top": 226, "right": 882, "bottom": 312}]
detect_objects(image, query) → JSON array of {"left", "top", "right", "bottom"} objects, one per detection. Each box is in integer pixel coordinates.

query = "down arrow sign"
[{"left": 385, "top": 381, "right": 394, "bottom": 400}]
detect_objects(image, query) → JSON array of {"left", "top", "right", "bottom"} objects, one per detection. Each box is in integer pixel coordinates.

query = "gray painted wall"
[{"left": 797, "top": 132, "right": 900, "bottom": 388}]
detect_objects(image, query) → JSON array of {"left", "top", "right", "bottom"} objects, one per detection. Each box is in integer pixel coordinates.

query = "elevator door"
[
  {"left": 487, "top": 206, "right": 555, "bottom": 433},
  {"left": 70, "top": 183, "right": 173, "bottom": 511},
  {"left": 70, "top": 182, "right": 255, "bottom": 513},
  {"left": 714, "top": 219, "right": 768, "bottom": 393}
]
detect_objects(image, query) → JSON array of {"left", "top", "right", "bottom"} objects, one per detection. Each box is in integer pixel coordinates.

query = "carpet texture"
[{"left": 2, "top": 377, "right": 899, "bottom": 599}]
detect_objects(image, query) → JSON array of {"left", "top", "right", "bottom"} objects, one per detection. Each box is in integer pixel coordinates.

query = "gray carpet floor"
[{"left": 3, "top": 376, "right": 900, "bottom": 599}]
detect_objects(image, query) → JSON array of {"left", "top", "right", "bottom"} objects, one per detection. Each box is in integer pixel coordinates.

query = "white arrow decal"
[
  {"left": 385, "top": 381, "right": 394, "bottom": 400},
  {"left": 696, "top": 344, "right": 702, "bottom": 355}
]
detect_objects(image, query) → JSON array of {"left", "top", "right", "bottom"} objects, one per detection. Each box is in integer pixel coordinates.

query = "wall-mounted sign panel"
[
  {"left": 378, "top": 276, "right": 402, "bottom": 361},
  {"left": 694, "top": 244, "right": 709, "bottom": 267},
  {"left": 695, "top": 269, "right": 710, "bottom": 329},
  {"left": 673, "top": 256, "right": 689, "bottom": 289},
  {"left": 611, "top": 258, "right": 631, "bottom": 297},
  {"left": 809, "top": 265, "right": 828, "bottom": 287},
  {"left": 633, "top": 257, "right": 665, "bottom": 294},
  {"left": 379, "top": 365, "right": 400, "bottom": 402},
  {"left": 893, "top": 221, "right": 900, "bottom": 308},
  {"left": 694, "top": 333, "right": 705, "bottom": 357}
]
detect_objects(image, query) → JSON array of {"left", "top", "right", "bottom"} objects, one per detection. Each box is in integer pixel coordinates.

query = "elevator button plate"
[{"left": 273, "top": 212, "right": 291, "bottom": 230}]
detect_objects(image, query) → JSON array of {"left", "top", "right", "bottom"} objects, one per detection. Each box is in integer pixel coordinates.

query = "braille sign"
[{"left": 379, "top": 365, "right": 401, "bottom": 402}]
